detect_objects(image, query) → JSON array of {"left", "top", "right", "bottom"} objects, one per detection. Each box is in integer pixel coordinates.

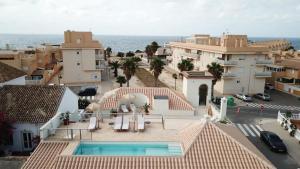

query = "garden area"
[{"left": 135, "top": 68, "right": 167, "bottom": 87}]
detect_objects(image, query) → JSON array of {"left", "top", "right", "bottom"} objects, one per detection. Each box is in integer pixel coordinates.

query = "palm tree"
[
  {"left": 122, "top": 58, "right": 138, "bottom": 87},
  {"left": 145, "top": 41, "right": 160, "bottom": 63},
  {"left": 116, "top": 76, "right": 126, "bottom": 87},
  {"left": 104, "top": 47, "right": 112, "bottom": 60},
  {"left": 109, "top": 61, "right": 120, "bottom": 77},
  {"left": 177, "top": 59, "right": 194, "bottom": 77},
  {"left": 207, "top": 62, "right": 224, "bottom": 97},
  {"left": 172, "top": 73, "right": 178, "bottom": 90},
  {"left": 150, "top": 58, "right": 165, "bottom": 87}
]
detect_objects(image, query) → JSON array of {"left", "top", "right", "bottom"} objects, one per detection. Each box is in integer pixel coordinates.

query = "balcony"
[
  {"left": 95, "top": 54, "right": 104, "bottom": 60},
  {"left": 216, "top": 59, "right": 237, "bottom": 66},
  {"left": 255, "top": 71, "right": 272, "bottom": 78},
  {"left": 183, "top": 53, "right": 201, "bottom": 60},
  {"left": 96, "top": 64, "right": 107, "bottom": 70},
  {"left": 255, "top": 60, "right": 273, "bottom": 66},
  {"left": 222, "top": 72, "right": 236, "bottom": 79}
]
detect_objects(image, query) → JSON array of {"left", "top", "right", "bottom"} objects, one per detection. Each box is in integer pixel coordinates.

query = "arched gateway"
[{"left": 182, "top": 71, "right": 214, "bottom": 107}]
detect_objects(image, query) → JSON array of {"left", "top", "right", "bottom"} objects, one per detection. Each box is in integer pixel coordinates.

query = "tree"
[
  {"left": 132, "top": 57, "right": 142, "bottom": 63},
  {"left": 116, "top": 76, "right": 126, "bottom": 87},
  {"left": 109, "top": 61, "right": 120, "bottom": 77},
  {"left": 172, "top": 73, "right": 178, "bottom": 90},
  {"left": 145, "top": 41, "right": 160, "bottom": 63},
  {"left": 0, "top": 112, "right": 14, "bottom": 146},
  {"left": 177, "top": 59, "right": 194, "bottom": 76},
  {"left": 207, "top": 62, "right": 224, "bottom": 98},
  {"left": 150, "top": 58, "right": 165, "bottom": 87},
  {"left": 126, "top": 51, "right": 135, "bottom": 57},
  {"left": 117, "top": 52, "right": 125, "bottom": 58},
  {"left": 135, "top": 50, "right": 142, "bottom": 53},
  {"left": 105, "top": 47, "right": 112, "bottom": 60},
  {"left": 122, "top": 58, "right": 139, "bottom": 87}
]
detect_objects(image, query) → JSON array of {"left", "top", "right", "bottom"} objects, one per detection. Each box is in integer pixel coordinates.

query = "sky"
[{"left": 0, "top": 0, "right": 300, "bottom": 37}]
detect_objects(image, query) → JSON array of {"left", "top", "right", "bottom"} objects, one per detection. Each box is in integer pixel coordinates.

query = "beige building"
[
  {"left": 168, "top": 34, "right": 273, "bottom": 95},
  {"left": 61, "top": 31, "right": 108, "bottom": 85}
]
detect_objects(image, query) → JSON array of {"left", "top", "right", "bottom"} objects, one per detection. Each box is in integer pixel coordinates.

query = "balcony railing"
[
  {"left": 183, "top": 53, "right": 201, "bottom": 59},
  {"left": 216, "top": 60, "right": 237, "bottom": 66},
  {"left": 222, "top": 72, "right": 236, "bottom": 78},
  {"left": 26, "top": 79, "right": 44, "bottom": 85},
  {"left": 96, "top": 64, "right": 107, "bottom": 69},
  {"left": 256, "top": 60, "right": 273, "bottom": 65},
  {"left": 255, "top": 71, "right": 272, "bottom": 77}
]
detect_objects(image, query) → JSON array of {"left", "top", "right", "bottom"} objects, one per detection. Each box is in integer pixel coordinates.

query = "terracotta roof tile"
[
  {"left": 101, "top": 87, "right": 194, "bottom": 111},
  {"left": 0, "top": 85, "right": 66, "bottom": 123},
  {"left": 22, "top": 122, "right": 275, "bottom": 169},
  {"left": 0, "top": 62, "right": 26, "bottom": 83}
]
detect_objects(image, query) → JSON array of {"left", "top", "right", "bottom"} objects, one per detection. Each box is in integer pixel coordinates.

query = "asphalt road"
[{"left": 227, "top": 107, "right": 300, "bottom": 169}]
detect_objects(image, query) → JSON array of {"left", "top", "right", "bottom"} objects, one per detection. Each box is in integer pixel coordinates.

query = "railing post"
[
  {"left": 71, "top": 129, "right": 74, "bottom": 140},
  {"left": 80, "top": 129, "right": 82, "bottom": 140},
  {"left": 91, "top": 131, "right": 92, "bottom": 141}
]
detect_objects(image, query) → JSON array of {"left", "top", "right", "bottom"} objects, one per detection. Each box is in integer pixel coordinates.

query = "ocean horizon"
[{"left": 0, "top": 34, "right": 299, "bottom": 52}]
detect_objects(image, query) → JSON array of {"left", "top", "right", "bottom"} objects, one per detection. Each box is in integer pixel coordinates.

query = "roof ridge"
[{"left": 210, "top": 123, "right": 276, "bottom": 169}]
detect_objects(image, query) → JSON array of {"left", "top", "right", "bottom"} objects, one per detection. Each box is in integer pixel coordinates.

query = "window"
[
  {"left": 22, "top": 132, "right": 32, "bottom": 149},
  {"left": 77, "top": 62, "right": 80, "bottom": 66},
  {"left": 77, "top": 51, "right": 80, "bottom": 55},
  {"left": 76, "top": 38, "right": 81, "bottom": 44}
]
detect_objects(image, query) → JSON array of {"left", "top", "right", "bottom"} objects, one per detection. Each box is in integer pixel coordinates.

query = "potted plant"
[
  {"left": 285, "top": 111, "right": 292, "bottom": 119},
  {"left": 60, "top": 111, "right": 70, "bottom": 125},
  {"left": 110, "top": 109, "right": 118, "bottom": 117},
  {"left": 143, "top": 103, "right": 150, "bottom": 115}
]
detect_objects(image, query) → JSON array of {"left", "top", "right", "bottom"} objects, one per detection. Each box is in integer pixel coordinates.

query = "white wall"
[
  {"left": 183, "top": 77, "right": 212, "bottom": 107},
  {"left": 57, "top": 87, "right": 79, "bottom": 120},
  {"left": 0, "top": 76, "right": 26, "bottom": 87},
  {"left": 39, "top": 113, "right": 62, "bottom": 140},
  {"left": 9, "top": 123, "right": 43, "bottom": 152},
  {"left": 152, "top": 98, "right": 169, "bottom": 115}
]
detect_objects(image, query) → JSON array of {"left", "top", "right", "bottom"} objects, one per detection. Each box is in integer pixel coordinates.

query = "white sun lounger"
[
  {"left": 114, "top": 116, "right": 122, "bottom": 130},
  {"left": 122, "top": 116, "right": 130, "bottom": 131},
  {"left": 88, "top": 117, "right": 97, "bottom": 131},
  {"left": 130, "top": 104, "right": 136, "bottom": 112},
  {"left": 121, "top": 104, "right": 129, "bottom": 113},
  {"left": 138, "top": 115, "right": 145, "bottom": 131}
]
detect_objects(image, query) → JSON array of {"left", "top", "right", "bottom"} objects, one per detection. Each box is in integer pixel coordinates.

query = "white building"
[
  {"left": 0, "top": 85, "right": 78, "bottom": 152},
  {"left": 168, "top": 34, "right": 273, "bottom": 95},
  {"left": 61, "top": 31, "right": 108, "bottom": 85},
  {"left": 0, "top": 62, "right": 26, "bottom": 87}
]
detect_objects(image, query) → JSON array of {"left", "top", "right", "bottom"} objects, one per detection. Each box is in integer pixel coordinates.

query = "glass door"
[{"left": 22, "top": 132, "right": 33, "bottom": 151}]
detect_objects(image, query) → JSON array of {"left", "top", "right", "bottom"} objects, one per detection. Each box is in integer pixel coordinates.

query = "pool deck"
[{"left": 46, "top": 115, "right": 200, "bottom": 143}]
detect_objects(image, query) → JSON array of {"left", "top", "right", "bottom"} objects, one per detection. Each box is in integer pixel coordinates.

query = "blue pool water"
[{"left": 74, "top": 142, "right": 182, "bottom": 156}]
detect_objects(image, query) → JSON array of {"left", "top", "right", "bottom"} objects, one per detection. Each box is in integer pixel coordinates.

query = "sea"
[{"left": 0, "top": 34, "right": 299, "bottom": 52}]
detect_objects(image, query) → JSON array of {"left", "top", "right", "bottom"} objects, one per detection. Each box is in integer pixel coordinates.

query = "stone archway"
[{"left": 199, "top": 84, "right": 208, "bottom": 105}]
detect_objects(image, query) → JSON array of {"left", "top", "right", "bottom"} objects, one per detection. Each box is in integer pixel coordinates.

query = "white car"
[{"left": 235, "top": 93, "right": 253, "bottom": 102}]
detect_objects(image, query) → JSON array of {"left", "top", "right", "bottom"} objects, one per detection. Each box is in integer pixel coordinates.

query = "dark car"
[
  {"left": 265, "top": 83, "right": 275, "bottom": 90},
  {"left": 260, "top": 131, "right": 287, "bottom": 153},
  {"left": 254, "top": 93, "right": 271, "bottom": 101},
  {"left": 78, "top": 87, "right": 97, "bottom": 96}
]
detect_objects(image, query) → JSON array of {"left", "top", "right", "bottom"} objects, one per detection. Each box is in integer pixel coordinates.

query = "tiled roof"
[
  {"left": 278, "top": 59, "right": 300, "bottom": 69},
  {"left": 0, "top": 85, "right": 66, "bottom": 123},
  {"left": 0, "top": 62, "right": 26, "bottom": 83},
  {"left": 101, "top": 87, "right": 194, "bottom": 111},
  {"left": 21, "top": 122, "right": 275, "bottom": 169}
]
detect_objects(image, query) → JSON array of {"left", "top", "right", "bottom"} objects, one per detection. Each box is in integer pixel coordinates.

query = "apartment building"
[
  {"left": 266, "top": 58, "right": 300, "bottom": 96},
  {"left": 168, "top": 34, "right": 272, "bottom": 95},
  {"left": 61, "top": 31, "right": 107, "bottom": 85}
]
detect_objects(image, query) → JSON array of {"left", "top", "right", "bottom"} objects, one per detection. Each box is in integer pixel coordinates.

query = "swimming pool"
[{"left": 74, "top": 142, "right": 183, "bottom": 156}]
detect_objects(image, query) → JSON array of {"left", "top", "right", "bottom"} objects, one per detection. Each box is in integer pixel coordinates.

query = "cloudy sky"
[{"left": 0, "top": 0, "right": 300, "bottom": 37}]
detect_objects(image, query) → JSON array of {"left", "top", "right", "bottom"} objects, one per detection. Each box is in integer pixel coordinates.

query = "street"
[{"left": 227, "top": 92, "right": 300, "bottom": 169}]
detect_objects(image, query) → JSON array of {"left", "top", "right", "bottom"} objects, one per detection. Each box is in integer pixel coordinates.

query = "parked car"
[
  {"left": 78, "top": 86, "right": 97, "bottom": 96},
  {"left": 260, "top": 131, "right": 287, "bottom": 153},
  {"left": 254, "top": 93, "right": 271, "bottom": 101},
  {"left": 235, "top": 93, "right": 252, "bottom": 102},
  {"left": 265, "top": 83, "right": 275, "bottom": 90}
]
